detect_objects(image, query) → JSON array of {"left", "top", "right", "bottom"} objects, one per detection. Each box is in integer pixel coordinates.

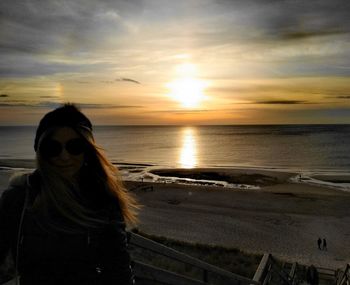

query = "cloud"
[
  {"left": 0, "top": 101, "right": 64, "bottom": 108},
  {"left": 324, "top": 94, "right": 350, "bottom": 100},
  {"left": 0, "top": 1, "right": 144, "bottom": 77},
  {"left": 250, "top": 0, "right": 350, "bottom": 40},
  {"left": 254, "top": 100, "right": 309, "bottom": 105},
  {"left": 1, "top": 0, "right": 350, "bottom": 125},
  {"left": 117, "top": 78, "right": 141, "bottom": 84},
  {"left": 1, "top": 0, "right": 350, "bottom": 80},
  {"left": 101, "top": 78, "right": 141, "bottom": 84},
  {"left": 39, "top": 96, "right": 58, "bottom": 99},
  {"left": 0, "top": 101, "right": 142, "bottom": 109},
  {"left": 279, "top": 30, "right": 347, "bottom": 41}
]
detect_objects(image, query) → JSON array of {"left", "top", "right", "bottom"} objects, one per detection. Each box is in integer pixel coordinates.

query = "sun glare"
[
  {"left": 179, "top": 127, "right": 197, "bottom": 168},
  {"left": 167, "top": 78, "right": 207, "bottom": 108},
  {"left": 167, "top": 63, "right": 208, "bottom": 108}
]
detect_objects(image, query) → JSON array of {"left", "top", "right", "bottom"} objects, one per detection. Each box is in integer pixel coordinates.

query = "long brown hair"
[{"left": 35, "top": 127, "right": 139, "bottom": 233}]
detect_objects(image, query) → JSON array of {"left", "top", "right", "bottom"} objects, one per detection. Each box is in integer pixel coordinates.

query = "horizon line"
[{"left": 1, "top": 123, "right": 350, "bottom": 127}]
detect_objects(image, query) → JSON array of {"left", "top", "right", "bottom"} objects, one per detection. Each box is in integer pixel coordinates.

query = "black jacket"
[{"left": 0, "top": 172, "right": 134, "bottom": 285}]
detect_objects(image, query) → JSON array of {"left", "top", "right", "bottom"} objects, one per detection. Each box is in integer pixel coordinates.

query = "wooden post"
[
  {"left": 253, "top": 253, "right": 271, "bottom": 282},
  {"left": 203, "top": 269, "right": 208, "bottom": 283}
]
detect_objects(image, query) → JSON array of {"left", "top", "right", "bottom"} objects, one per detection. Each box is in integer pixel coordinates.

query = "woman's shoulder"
[
  {"left": 0, "top": 173, "right": 29, "bottom": 217},
  {"left": 1, "top": 171, "right": 38, "bottom": 202},
  {"left": 9, "top": 171, "right": 31, "bottom": 187}
]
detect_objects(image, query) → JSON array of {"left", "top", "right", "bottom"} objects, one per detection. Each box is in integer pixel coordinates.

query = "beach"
[{"left": 1, "top": 160, "right": 350, "bottom": 270}]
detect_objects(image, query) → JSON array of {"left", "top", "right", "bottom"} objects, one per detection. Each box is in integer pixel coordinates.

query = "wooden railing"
[
  {"left": 252, "top": 253, "right": 294, "bottom": 285},
  {"left": 128, "top": 232, "right": 260, "bottom": 285},
  {"left": 133, "top": 261, "right": 208, "bottom": 285},
  {"left": 336, "top": 264, "right": 350, "bottom": 285},
  {"left": 128, "top": 232, "right": 348, "bottom": 285},
  {"left": 288, "top": 262, "right": 298, "bottom": 285}
]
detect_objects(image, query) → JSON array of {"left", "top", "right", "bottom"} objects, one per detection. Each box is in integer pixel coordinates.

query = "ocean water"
[{"left": 0, "top": 125, "right": 349, "bottom": 173}]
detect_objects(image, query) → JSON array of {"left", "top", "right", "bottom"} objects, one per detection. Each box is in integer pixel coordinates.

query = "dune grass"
[{"left": 129, "top": 229, "right": 262, "bottom": 283}]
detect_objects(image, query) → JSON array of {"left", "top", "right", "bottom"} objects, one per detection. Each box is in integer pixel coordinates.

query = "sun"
[
  {"left": 166, "top": 78, "right": 207, "bottom": 108},
  {"left": 166, "top": 63, "right": 208, "bottom": 108}
]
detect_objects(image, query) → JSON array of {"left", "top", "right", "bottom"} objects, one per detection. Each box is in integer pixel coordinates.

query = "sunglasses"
[{"left": 39, "top": 138, "right": 86, "bottom": 158}]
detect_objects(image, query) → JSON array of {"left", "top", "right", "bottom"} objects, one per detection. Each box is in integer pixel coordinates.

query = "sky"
[{"left": 0, "top": 0, "right": 350, "bottom": 125}]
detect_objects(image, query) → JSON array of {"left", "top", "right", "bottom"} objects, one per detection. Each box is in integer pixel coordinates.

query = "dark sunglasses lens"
[
  {"left": 66, "top": 139, "right": 85, "bottom": 155},
  {"left": 40, "top": 139, "right": 62, "bottom": 158}
]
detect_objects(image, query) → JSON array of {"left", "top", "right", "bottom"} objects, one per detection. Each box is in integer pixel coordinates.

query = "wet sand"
[{"left": 1, "top": 161, "right": 350, "bottom": 269}]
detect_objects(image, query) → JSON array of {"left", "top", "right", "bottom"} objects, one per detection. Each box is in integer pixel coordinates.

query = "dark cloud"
[
  {"left": 39, "top": 96, "right": 57, "bottom": 99},
  {"left": 0, "top": 94, "right": 9, "bottom": 97},
  {"left": 210, "top": 0, "right": 350, "bottom": 46},
  {"left": 0, "top": 0, "right": 145, "bottom": 77},
  {"left": 0, "top": 101, "right": 142, "bottom": 109},
  {"left": 279, "top": 30, "right": 346, "bottom": 41},
  {"left": 0, "top": 0, "right": 349, "bottom": 93},
  {"left": 252, "top": 0, "right": 350, "bottom": 41},
  {"left": 116, "top": 78, "right": 141, "bottom": 84},
  {"left": 1, "top": 0, "right": 350, "bottom": 79},
  {"left": 254, "top": 100, "right": 308, "bottom": 105},
  {"left": 0, "top": 102, "right": 57, "bottom": 108},
  {"left": 0, "top": 1, "right": 133, "bottom": 55},
  {"left": 210, "top": 85, "right": 350, "bottom": 99},
  {"left": 101, "top": 78, "right": 141, "bottom": 84}
]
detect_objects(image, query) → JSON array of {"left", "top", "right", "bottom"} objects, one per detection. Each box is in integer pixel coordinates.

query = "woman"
[{"left": 0, "top": 104, "right": 138, "bottom": 284}]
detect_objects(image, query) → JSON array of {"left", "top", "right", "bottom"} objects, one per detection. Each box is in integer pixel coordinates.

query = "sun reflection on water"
[{"left": 179, "top": 127, "right": 197, "bottom": 168}]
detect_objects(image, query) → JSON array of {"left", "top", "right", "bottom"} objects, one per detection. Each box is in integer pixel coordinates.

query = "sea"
[{"left": 0, "top": 125, "right": 349, "bottom": 174}]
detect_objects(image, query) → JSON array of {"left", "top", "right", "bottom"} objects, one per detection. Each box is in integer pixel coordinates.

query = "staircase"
[
  {"left": 253, "top": 253, "right": 347, "bottom": 285},
  {"left": 335, "top": 264, "right": 350, "bottom": 285},
  {"left": 128, "top": 232, "right": 259, "bottom": 284}
]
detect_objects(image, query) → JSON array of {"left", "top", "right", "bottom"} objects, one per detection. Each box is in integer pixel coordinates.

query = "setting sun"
[{"left": 166, "top": 78, "right": 207, "bottom": 108}]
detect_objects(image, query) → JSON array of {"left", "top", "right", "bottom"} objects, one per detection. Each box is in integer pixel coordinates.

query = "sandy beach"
[{"left": 1, "top": 160, "right": 350, "bottom": 270}]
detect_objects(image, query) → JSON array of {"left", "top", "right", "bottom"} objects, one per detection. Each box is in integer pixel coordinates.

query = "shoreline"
[
  {"left": 1, "top": 160, "right": 350, "bottom": 269},
  {"left": 3, "top": 158, "right": 350, "bottom": 193},
  {"left": 1, "top": 158, "right": 350, "bottom": 183}
]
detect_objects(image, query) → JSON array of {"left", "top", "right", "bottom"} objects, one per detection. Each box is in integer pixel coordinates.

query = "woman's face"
[{"left": 44, "top": 127, "right": 85, "bottom": 178}]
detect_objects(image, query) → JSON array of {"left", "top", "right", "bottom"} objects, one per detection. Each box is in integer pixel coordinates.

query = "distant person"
[
  {"left": 0, "top": 104, "right": 138, "bottom": 284},
  {"left": 317, "top": 237, "right": 322, "bottom": 250},
  {"left": 306, "top": 265, "right": 319, "bottom": 285},
  {"left": 323, "top": 238, "right": 327, "bottom": 251}
]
